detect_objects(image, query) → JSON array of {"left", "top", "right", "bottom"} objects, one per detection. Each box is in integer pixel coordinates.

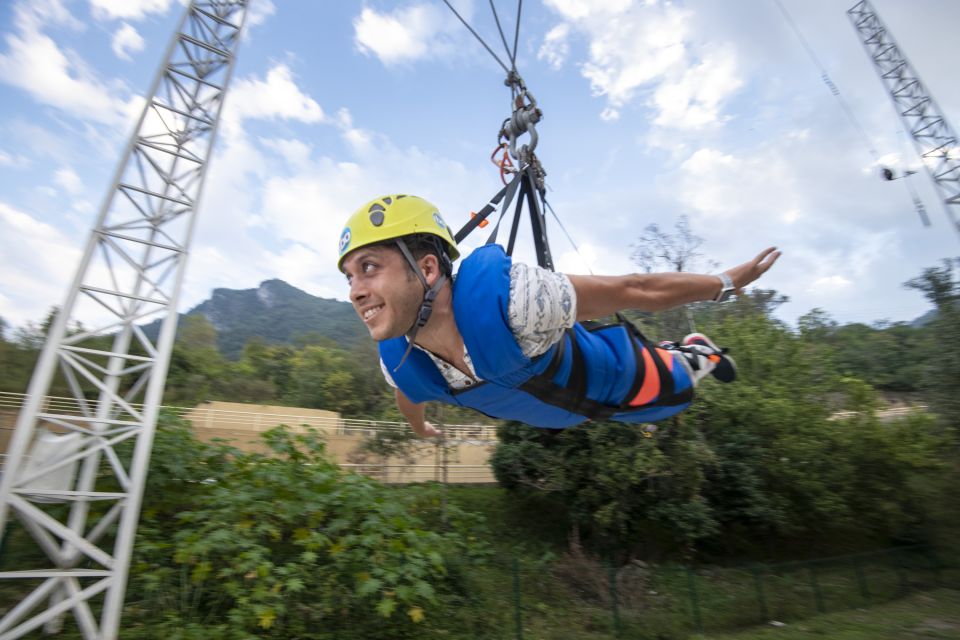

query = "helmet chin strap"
[{"left": 393, "top": 239, "right": 448, "bottom": 372}]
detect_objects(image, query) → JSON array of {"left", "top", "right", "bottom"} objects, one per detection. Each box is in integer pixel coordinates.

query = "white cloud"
[
  {"left": 677, "top": 147, "right": 751, "bottom": 218},
  {"left": 0, "top": 201, "right": 81, "bottom": 326},
  {"left": 246, "top": 0, "right": 276, "bottom": 28},
  {"left": 54, "top": 167, "right": 82, "bottom": 194},
  {"left": 808, "top": 274, "right": 853, "bottom": 293},
  {"left": 12, "top": 0, "right": 84, "bottom": 32},
  {"left": 111, "top": 23, "right": 145, "bottom": 60},
  {"left": 545, "top": 0, "right": 634, "bottom": 21},
  {"left": 542, "top": 0, "right": 742, "bottom": 127},
  {"left": 225, "top": 64, "right": 325, "bottom": 130},
  {"left": 354, "top": 5, "right": 437, "bottom": 65},
  {"left": 652, "top": 45, "right": 742, "bottom": 129},
  {"left": 0, "top": 149, "right": 29, "bottom": 167},
  {"left": 538, "top": 24, "right": 570, "bottom": 70},
  {"left": 260, "top": 137, "right": 313, "bottom": 172},
  {"left": 89, "top": 0, "right": 175, "bottom": 21},
  {"left": 353, "top": 2, "right": 469, "bottom": 66},
  {"left": 0, "top": 4, "right": 134, "bottom": 126}
]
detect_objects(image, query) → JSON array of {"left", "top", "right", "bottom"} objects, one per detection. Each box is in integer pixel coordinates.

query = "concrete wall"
[
  {"left": 182, "top": 401, "right": 498, "bottom": 483},
  {"left": 0, "top": 396, "right": 499, "bottom": 483}
]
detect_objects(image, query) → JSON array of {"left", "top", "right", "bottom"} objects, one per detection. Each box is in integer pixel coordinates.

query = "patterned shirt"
[{"left": 380, "top": 262, "right": 577, "bottom": 389}]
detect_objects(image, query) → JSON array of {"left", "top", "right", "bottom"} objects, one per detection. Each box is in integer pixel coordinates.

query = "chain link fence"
[{"left": 455, "top": 545, "right": 954, "bottom": 639}]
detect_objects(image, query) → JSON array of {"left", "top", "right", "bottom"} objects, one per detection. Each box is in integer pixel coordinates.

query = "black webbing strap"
[
  {"left": 454, "top": 166, "right": 554, "bottom": 271},
  {"left": 517, "top": 317, "right": 694, "bottom": 419},
  {"left": 454, "top": 174, "right": 520, "bottom": 244},
  {"left": 518, "top": 328, "right": 617, "bottom": 420},
  {"left": 505, "top": 176, "right": 527, "bottom": 255},
  {"left": 523, "top": 165, "right": 554, "bottom": 270}
]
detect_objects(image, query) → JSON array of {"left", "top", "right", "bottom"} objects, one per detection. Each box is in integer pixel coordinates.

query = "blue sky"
[{"left": 1, "top": 0, "right": 958, "bottom": 334}]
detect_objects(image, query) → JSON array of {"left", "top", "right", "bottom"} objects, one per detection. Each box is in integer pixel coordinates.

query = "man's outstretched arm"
[
  {"left": 568, "top": 247, "right": 780, "bottom": 321},
  {"left": 395, "top": 388, "right": 442, "bottom": 438}
]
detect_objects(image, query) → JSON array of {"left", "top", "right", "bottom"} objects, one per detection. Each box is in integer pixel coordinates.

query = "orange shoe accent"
[
  {"left": 708, "top": 354, "right": 721, "bottom": 363},
  {"left": 628, "top": 347, "right": 661, "bottom": 407}
]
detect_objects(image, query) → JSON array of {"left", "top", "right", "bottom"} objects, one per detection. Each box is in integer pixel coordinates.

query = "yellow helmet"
[{"left": 337, "top": 194, "right": 460, "bottom": 271}]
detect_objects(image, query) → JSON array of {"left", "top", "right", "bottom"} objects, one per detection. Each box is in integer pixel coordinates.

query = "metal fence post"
[
  {"left": 894, "top": 554, "right": 909, "bottom": 595},
  {"left": 808, "top": 564, "right": 825, "bottom": 613},
  {"left": 513, "top": 558, "right": 524, "bottom": 640},
  {"left": 751, "top": 566, "right": 769, "bottom": 623},
  {"left": 853, "top": 557, "right": 871, "bottom": 604},
  {"left": 925, "top": 547, "right": 943, "bottom": 587},
  {"left": 686, "top": 566, "right": 703, "bottom": 633},
  {"left": 608, "top": 564, "right": 622, "bottom": 638}
]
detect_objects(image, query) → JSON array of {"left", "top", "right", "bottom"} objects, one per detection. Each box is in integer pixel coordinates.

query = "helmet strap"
[{"left": 393, "top": 238, "right": 449, "bottom": 372}]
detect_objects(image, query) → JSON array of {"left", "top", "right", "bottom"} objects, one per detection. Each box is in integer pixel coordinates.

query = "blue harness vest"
[{"left": 379, "top": 245, "right": 694, "bottom": 429}]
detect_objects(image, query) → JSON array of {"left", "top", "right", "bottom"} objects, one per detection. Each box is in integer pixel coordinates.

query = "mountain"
[
  {"left": 146, "top": 279, "right": 367, "bottom": 359},
  {"left": 910, "top": 308, "right": 938, "bottom": 328}
]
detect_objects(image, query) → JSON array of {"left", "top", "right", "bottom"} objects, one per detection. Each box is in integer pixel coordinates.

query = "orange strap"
[{"left": 627, "top": 347, "right": 674, "bottom": 407}]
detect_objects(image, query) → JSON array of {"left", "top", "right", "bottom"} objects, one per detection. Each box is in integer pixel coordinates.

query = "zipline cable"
[
  {"left": 895, "top": 128, "right": 931, "bottom": 226},
  {"left": 543, "top": 196, "right": 594, "bottom": 275},
  {"left": 489, "top": 0, "right": 516, "bottom": 71},
  {"left": 774, "top": 0, "right": 933, "bottom": 228},
  {"left": 511, "top": 0, "right": 523, "bottom": 70},
  {"left": 441, "top": 0, "right": 560, "bottom": 271},
  {"left": 440, "top": 0, "right": 511, "bottom": 74},
  {"left": 773, "top": 0, "right": 880, "bottom": 161}
]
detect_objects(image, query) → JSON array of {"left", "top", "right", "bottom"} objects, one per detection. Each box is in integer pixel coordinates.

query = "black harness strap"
[
  {"left": 515, "top": 316, "right": 694, "bottom": 419},
  {"left": 454, "top": 180, "right": 513, "bottom": 244},
  {"left": 455, "top": 166, "right": 555, "bottom": 271}
]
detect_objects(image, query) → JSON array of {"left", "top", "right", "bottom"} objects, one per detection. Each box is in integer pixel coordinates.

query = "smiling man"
[{"left": 338, "top": 194, "right": 780, "bottom": 437}]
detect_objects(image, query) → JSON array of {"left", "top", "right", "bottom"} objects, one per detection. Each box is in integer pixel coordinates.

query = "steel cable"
[
  {"left": 511, "top": 0, "right": 523, "bottom": 69},
  {"left": 440, "top": 0, "right": 511, "bottom": 74},
  {"left": 488, "top": 0, "right": 516, "bottom": 71}
]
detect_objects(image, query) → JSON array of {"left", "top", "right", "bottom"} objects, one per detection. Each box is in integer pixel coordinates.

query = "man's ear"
[{"left": 418, "top": 254, "right": 443, "bottom": 286}]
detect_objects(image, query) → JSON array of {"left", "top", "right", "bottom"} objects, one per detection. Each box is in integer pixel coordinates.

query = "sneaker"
[{"left": 681, "top": 333, "right": 737, "bottom": 383}]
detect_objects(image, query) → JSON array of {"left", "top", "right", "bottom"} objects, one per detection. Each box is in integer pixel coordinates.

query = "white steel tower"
[
  {"left": 0, "top": 1, "right": 249, "bottom": 638},
  {"left": 848, "top": 0, "right": 960, "bottom": 240}
]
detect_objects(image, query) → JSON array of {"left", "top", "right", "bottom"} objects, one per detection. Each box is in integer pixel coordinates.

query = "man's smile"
[{"left": 362, "top": 304, "right": 384, "bottom": 322}]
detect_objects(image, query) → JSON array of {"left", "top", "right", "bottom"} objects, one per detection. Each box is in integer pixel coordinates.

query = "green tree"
[
  {"left": 491, "top": 418, "right": 718, "bottom": 557},
  {"left": 905, "top": 258, "right": 960, "bottom": 424},
  {"left": 240, "top": 338, "right": 294, "bottom": 397},
  {"left": 492, "top": 288, "right": 950, "bottom": 561},
  {"left": 164, "top": 315, "right": 229, "bottom": 404},
  {"left": 0, "top": 319, "right": 39, "bottom": 393}
]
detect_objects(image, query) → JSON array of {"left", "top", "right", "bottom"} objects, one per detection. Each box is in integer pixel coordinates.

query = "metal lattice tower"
[
  {"left": 848, "top": 0, "right": 960, "bottom": 240},
  {"left": 0, "top": 2, "right": 249, "bottom": 638}
]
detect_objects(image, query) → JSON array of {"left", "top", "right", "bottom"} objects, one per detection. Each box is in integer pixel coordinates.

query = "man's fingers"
[
  {"left": 754, "top": 247, "right": 781, "bottom": 274},
  {"left": 755, "top": 246, "right": 779, "bottom": 265}
]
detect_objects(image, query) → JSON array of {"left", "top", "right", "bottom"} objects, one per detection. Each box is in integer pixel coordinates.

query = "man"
[{"left": 339, "top": 194, "right": 780, "bottom": 437}]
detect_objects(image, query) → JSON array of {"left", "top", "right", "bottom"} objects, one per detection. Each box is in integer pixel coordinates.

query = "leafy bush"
[{"left": 125, "top": 416, "right": 488, "bottom": 639}]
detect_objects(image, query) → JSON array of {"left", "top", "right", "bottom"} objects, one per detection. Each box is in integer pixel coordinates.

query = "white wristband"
[{"left": 714, "top": 273, "right": 735, "bottom": 302}]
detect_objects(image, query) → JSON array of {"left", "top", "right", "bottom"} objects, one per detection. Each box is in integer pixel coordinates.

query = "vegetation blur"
[{"left": 0, "top": 255, "right": 958, "bottom": 638}]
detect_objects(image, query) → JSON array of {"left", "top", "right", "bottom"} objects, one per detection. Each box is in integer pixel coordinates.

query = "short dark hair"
[{"left": 392, "top": 233, "right": 454, "bottom": 278}]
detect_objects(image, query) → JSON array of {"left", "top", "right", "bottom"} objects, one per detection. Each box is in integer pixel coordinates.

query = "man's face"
[{"left": 342, "top": 245, "right": 423, "bottom": 341}]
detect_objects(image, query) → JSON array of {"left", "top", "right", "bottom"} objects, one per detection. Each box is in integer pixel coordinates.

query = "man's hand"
[
  {"left": 724, "top": 247, "right": 781, "bottom": 293},
  {"left": 395, "top": 389, "right": 443, "bottom": 438},
  {"left": 418, "top": 421, "right": 443, "bottom": 439}
]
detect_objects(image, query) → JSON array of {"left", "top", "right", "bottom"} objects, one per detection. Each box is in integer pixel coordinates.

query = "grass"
[{"left": 702, "top": 588, "right": 960, "bottom": 639}]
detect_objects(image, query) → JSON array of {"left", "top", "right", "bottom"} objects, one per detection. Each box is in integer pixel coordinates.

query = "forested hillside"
[{"left": 142, "top": 278, "right": 368, "bottom": 360}]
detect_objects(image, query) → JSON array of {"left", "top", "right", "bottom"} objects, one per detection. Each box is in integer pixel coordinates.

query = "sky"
[{"left": 1, "top": 0, "right": 958, "bottom": 335}]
